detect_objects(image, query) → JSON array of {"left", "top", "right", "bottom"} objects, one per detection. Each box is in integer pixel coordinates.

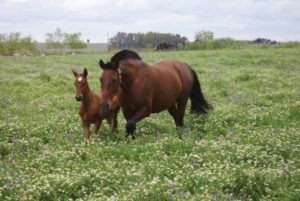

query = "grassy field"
[{"left": 0, "top": 47, "right": 299, "bottom": 200}]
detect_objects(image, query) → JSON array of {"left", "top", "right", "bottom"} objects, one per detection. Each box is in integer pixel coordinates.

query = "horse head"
[
  {"left": 72, "top": 68, "right": 89, "bottom": 101},
  {"left": 99, "top": 59, "right": 120, "bottom": 113}
]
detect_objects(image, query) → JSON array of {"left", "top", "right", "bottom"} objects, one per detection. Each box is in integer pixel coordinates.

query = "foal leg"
[
  {"left": 94, "top": 120, "right": 102, "bottom": 135},
  {"left": 82, "top": 121, "right": 91, "bottom": 144}
]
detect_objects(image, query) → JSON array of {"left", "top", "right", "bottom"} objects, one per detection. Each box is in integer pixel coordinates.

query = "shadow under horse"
[{"left": 99, "top": 50, "right": 212, "bottom": 139}]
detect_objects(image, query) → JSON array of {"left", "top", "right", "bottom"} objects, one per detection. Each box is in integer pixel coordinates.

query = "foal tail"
[{"left": 190, "top": 69, "right": 212, "bottom": 114}]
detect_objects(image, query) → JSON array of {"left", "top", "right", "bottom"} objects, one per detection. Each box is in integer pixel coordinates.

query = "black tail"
[{"left": 190, "top": 69, "right": 212, "bottom": 114}]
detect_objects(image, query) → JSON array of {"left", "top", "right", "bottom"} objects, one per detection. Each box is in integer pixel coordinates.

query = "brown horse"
[
  {"left": 72, "top": 68, "right": 120, "bottom": 143},
  {"left": 99, "top": 50, "right": 212, "bottom": 139}
]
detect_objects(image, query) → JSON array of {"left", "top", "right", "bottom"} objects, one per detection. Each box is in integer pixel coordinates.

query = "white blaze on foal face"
[{"left": 77, "top": 77, "right": 83, "bottom": 82}]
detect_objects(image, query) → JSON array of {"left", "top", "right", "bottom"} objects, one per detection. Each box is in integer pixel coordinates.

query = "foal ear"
[
  {"left": 99, "top": 59, "right": 105, "bottom": 69},
  {"left": 72, "top": 69, "right": 78, "bottom": 77},
  {"left": 83, "top": 68, "right": 88, "bottom": 77}
]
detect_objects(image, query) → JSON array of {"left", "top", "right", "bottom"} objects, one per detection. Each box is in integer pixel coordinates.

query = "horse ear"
[
  {"left": 83, "top": 68, "right": 88, "bottom": 77},
  {"left": 111, "top": 61, "right": 119, "bottom": 69},
  {"left": 72, "top": 69, "right": 78, "bottom": 77},
  {"left": 99, "top": 59, "right": 105, "bottom": 69}
]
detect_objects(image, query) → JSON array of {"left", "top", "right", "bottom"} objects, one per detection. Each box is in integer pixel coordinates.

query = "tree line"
[
  {"left": 0, "top": 28, "right": 87, "bottom": 55},
  {"left": 109, "top": 32, "right": 188, "bottom": 49},
  {"left": 0, "top": 29, "right": 189, "bottom": 55},
  {"left": 1, "top": 29, "right": 293, "bottom": 55}
]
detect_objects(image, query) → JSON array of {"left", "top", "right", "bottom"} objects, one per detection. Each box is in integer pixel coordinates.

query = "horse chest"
[
  {"left": 80, "top": 108, "right": 101, "bottom": 123},
  {"left": 119, "top": 90, "right": 140, "bottom": 109},
  {"left": 119, "top": 76, "right": 153, "bottom": 115}
]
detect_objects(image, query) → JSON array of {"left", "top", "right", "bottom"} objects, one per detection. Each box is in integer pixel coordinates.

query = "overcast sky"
[{"left": 1, "top": 0, "right": 299, "bottom": 42}]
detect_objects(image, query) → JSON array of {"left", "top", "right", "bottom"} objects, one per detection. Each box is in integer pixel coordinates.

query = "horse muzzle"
[
  {"left": 75, "top": 95, "right": 82, "bottom": 101},
  {"left": 101, "top": 103, "right": 110, "bottom": 114}
]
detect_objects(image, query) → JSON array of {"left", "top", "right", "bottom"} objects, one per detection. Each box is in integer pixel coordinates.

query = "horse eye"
[{"left": 112, "top": 79, "right": 117, "bottom": 84}]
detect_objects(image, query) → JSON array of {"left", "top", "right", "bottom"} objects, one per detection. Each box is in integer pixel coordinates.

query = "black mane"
[
  {"left": 111, "top": 49, "right": 142, "bottom": 64},
  {"left": 99, "top": 49, "right": 142, "bottom": 70}
]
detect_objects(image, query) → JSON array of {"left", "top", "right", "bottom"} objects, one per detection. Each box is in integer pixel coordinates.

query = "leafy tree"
[
  {"left": 0, "top": 34, "right": 4, "bottom": 53},
  {"left": 64, "top": 33, "right": 87, "bottom": 50},
  {"left": 195, "top": 30, "right": 214, "bottom": 41},
  {"left": 19, "top": 36, "right": 37, "bottom": 54},
  {"left": 46, "top": 28, "right": 88, "bottom": 52},
  {"left": 6, "top": 32, "right": 21, "bottom": 55},
  {"left": 0, "top": 32, "right": 37, "bottom": 55}
]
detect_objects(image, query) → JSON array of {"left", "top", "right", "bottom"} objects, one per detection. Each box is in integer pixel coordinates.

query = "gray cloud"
[{"left": 0, "top": 0, "right": 299, "bottom": 42}]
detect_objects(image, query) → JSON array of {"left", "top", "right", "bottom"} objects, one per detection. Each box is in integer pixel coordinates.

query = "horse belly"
[
  {"left": 151, "top": 73, "right": 182, "bottom": 112},
  {"left": 151, "top": 104, "right": 172, "bottom": 113},
  {"left": 151, "top": 90, "right": 179, "bottom": 113}
]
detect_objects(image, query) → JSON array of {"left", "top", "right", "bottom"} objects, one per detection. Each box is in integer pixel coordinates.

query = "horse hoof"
[
  {"left": 126, "top": 121, "right": 136, "bottom": 134},
  {"left": 125, "top": 134, "right": 136, "bottom": 141}
]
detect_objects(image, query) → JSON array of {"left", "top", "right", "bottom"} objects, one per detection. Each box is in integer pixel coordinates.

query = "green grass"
[{"left": 0, "top": 47, "right": 300, "bottom": 200}]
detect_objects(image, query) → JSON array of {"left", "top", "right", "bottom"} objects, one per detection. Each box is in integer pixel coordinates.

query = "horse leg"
[
  {"left": 126, "top": 106, "right": 151, "bottom": 139},
  {"left": 122, "top": 109, "right": 133, "bottom": 136},
  {"left": 176, "top": 96, "right": 189, "bottom": 127},
  {"left": 168, "top": 103, "right": 185, "bottom": 140},
  {"left": 105, "top": 114, "right": 111, "bottom": 126},
  {"left": 94, "top": 120, "right": 102, "bottom": 135},
  {"left": 82, "top": 121, "right": 91, "bottom": 143},
  {"left": 167, "top": 104, "right": 180, "bottom": 127},
  {"left": 111, "top": 109, "right": 118, "bottom": 132}
]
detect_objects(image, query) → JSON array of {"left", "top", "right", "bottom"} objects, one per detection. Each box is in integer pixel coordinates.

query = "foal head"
[
  {"left": 72, "top": 68, "right": 89, "bottom": 101},
  {"left": 99, "top": 59, "right": 119, "bottom": 112}
]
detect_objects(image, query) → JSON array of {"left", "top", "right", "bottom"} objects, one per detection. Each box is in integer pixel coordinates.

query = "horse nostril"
[{"left": 101, "top": 103, "right": 109, "bottom": 113}]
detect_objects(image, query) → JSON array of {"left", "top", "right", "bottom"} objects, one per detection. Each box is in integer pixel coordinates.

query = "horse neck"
[
  {"left": 81, "top": 83, "right": 94, "bottom": 106},
  {"left": 119, "top": 60, "right": 145, "bottom": 88}
]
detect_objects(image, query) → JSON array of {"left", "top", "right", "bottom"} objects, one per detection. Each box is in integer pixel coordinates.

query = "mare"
[
  {"left": 72, "top": 68, "right": 119, "bottom": 142},
  {"left": 99, "top": 50, "right": 212, "bottom": 139}
]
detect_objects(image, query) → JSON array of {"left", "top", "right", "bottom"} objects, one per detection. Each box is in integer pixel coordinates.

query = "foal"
[{"left": 72, "top": 68, "right": 119, "bottom": 143}]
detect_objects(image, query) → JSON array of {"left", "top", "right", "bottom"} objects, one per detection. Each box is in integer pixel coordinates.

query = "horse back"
[
  {"left": 149, "top": 60, "right": 194, "bottom": 112},
  {"left": 152, "top": 60, "right": 193, "bottom": 92}
]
